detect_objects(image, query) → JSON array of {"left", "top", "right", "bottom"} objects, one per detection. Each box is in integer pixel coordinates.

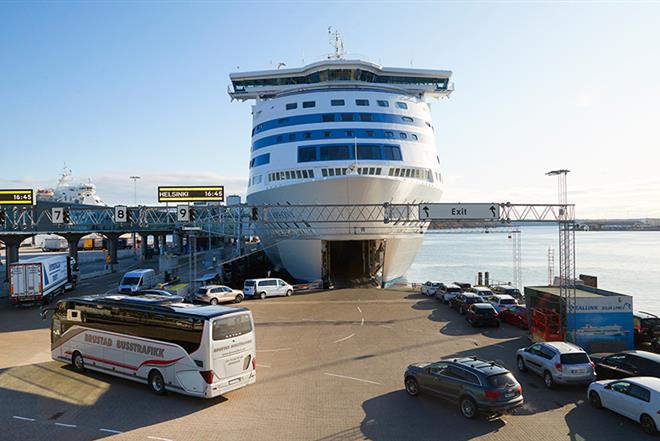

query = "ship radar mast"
[{"left": 327, "top": 27, "right": 345, "bottom": 60}]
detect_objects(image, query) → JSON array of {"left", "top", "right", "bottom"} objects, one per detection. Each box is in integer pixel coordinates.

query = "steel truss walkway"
[{"left": 0, "top": 202, "right": 577, "bottom": 340}]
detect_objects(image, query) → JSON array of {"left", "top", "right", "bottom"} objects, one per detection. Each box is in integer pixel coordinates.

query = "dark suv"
[
  {"left": 404, "top": 357, "right": 524, "bottom": 419},
  {"left": 633, "top": 311, "right": 660, "bottom": 346},
  {"left": 590, "top": 350, "right": 660, "bottom": 379},
  {"left": 450, "top": 293, "right": 484, "bottom": 314},
  {"left": 466, "top": 303, "right": 500, "bottom": 327}
]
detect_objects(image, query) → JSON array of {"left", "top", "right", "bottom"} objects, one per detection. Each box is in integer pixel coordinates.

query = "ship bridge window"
[
  {"left": 356, "top": 99, "right": 369, "bottom": 106},
  {"left": 341, "top": 113, "right": 354, "bottom": 122},
  {"left": 304, "top": 132, "right": 311, "bottom": 139},
  {"left": 402, "top": 116, "right": 414, "bottom": 122},
  {"left": 359, "top": 113, "right": 373, "bottom": 122},
  {"left": 399, "top": 132, "right": 407, "bottom": 139},
  {"left": 411, "top": 134, "right": 419, "bottom": 141},
  {"left": 357, "top": 145, "right": 381, "bottom": 159},
  {"left": 345, "top": 130, "right": 353, "bottom": 137},
  {"left": 286, "top": 103, "right": 297, "bottom": 110},
  {"left": 385, "top": 131, "right": 394, "bottom": 138},
  {"left": 289, "top": 133, "right": 296, "bottom": 141},
  {"left": 396, "top": 102, "right": 409, "bottom": 109},
  {"left": 298, "top": 146, "right": 317, "bottom": 162},
  {"left": 250, "top": 153, "right": 270, "bottom": 168},
  {"left": 366, "top": 130, "right": 374, "bottom": 137},
  {"left": 320, "top": 145, "right": 350, "bottom": 161},
  {"left": 331, "top": 99, "right": 345, "bottom": 106},
  {"left": 377, "top": 100, "right": 389, "bottom": 107},
  {"left": 302, "top": 101, "right": 316, "bottom": 108},
  {"left": 324, "top": 131, "right": 332, "bottom": 137},
  {"left": 322, "top": 114, "right": 335, "bottom": 122},
  {"left": 383, "top": 146, "right": 402, "bottom": 160}
]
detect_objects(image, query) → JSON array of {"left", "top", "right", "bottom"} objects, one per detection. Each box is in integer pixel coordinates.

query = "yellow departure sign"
[
  {"left": 0, "top": 189, "right": 33, "bottom": 205},
  {"left": 158, "top": 186, "right": 224, "bottom": 203}
]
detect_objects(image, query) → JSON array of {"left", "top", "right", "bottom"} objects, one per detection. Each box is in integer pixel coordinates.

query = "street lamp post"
[{"left": 129, "top": 176, "right": 140, "bottom": 255}]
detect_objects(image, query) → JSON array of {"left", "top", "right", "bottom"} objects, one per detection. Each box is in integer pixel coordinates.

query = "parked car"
[
  {"left": 194, "top": 285, "right": 244, "bottom": 305},
  {"left": 436, "top": 283, "right": 463, "bottom": 303},
  {"left": 404, "top": 357, "right": 524, "bottom": 419},
  {"left": 470, "top": 286, "right": 495, "bottom": 298},
  {"left": 453, "top": 282, "right": 472, "bottom": 290},
  {"left": 499, "top": 305, "right": 529, "bottom": 329},
  {"left": 590, "top": 350, "right": 660, "bottom": 379},
  {"left": 244, "top": 278, "right": 293, "bottom": 299},
  {"left": 466, "top": 303, "right": 500, "bottom": 327},
  {"left": 450, "top": 293, "right": 485, "bottom": 314},
  {"left": 633, "top": 311, "right": 660, "bottom": 346},
  {"left": 516, "top": 341, "right": 597, "bottom": 388},
  {"left": 486, "top": 294, "right": 518, "bottom": 312},
  {"left": 588, "top": 377, "right": 660, "bottom": 435},
  {"left": 492, "top": 285, "right": 524, "bottom": 302},
  {"left": 421, "top": 281, "right": 444, "bottom": 296}
]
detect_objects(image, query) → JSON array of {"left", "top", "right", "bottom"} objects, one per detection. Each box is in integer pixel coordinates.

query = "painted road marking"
[
  {"left": 100, "top": 428, "right": 123, "bottom": 434},
  {"left": 360, "top": 317, "right": 364, "bottom": 327},
  {"left": 12, "top": 416, "right": 35, "bottom": 422},
  {"left": 356, "top": 306, "right": 362, "bottom": 314},
  {"left": 55, "top": 423, "right": 77, "bottom": 428},
  {"left": 379, "top": 324, "right": 393, "bottom": 329},
  {"left": 257, "top": 348, "right": 292, "bottom": 353},
  {"left": 256, "top": 364, "right": 271, "bottom": 368},
  {"left": 323, "top": 372, "right": 381, "bottom": 385},
  {"left": 147, "top": 436, "right": 174, "bottom": 441},
  {"left": 334, "top": 333, "right": 355, "bottom": 343}
]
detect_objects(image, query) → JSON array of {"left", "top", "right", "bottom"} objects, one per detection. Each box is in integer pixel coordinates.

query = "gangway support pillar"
[
  {"left": 140, "top": 233, "right": 148, "bottom": 262},
  {"left": 152, "top": 234, "right": 160, "bottom": 256},
  {"left": 63, "top": 234, "right": 85, "bottom": 272},
  {"left": 1, "top": 235, "right": 30, "bottom": 282},
  {"left": 159, "top": 234, "right": 166, "bottom": 255},
  {"left": 105, "top": 233, "right": 122, "bottom": 273},
  {"left": 174, "top": 232, "right": 183, "bottom": 254}
]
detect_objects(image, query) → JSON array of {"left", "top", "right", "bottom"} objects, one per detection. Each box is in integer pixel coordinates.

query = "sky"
[{"left": 1, "top": 1, "right": 659, "bottom": 218}]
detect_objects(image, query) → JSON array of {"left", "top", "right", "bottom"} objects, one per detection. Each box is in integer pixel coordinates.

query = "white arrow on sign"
[
  {"left": 177, "top": 205, "right": 190, "bottom": 222},
  {"left": 419, "top": 203, "right": 500, "bottom": 221},
  {"left": 114, "top": 206, "right": 128, "bottom": 223}
]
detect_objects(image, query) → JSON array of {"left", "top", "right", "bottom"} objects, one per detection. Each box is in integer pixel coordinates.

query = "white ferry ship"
[
  {"left": 37, "top": 166, "right": 106, "bottom": 207},
  {"left": 229, "top": 37, "right": 453, "bottom": 285}
]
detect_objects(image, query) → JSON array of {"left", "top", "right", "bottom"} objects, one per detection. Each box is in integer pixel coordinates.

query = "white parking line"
[
  {"left": 12, "top": 416, "right": 35, "bottom": 422},
  {"left": 257, "top": 348, "right": 292, "bottom": 353},
  {"left": 147, "top": 436, "right": 174, "bottom": 441},
  {"left": 356, "top": 306, "right": 362, "bottom": 314},
  {"left": 256, "top": 364, "right": 271, "bottom": 368},
  {"left": 379, "top": 324, "right": 393, "bottom": 329},
  {"left": 100, "top": 428, "right": 123, "bottom": 434},
  {"left": 360, "top": 317, "right": 364, "bottom": 327},
  {"left": 55, "top": 423, "right": 77, "bottom": 428},
  {"left": 323, "top": 372, "right": 381, "bottom": 385},
  {"left": 334, "top": 333, "right": 355, "bottom": 343}
]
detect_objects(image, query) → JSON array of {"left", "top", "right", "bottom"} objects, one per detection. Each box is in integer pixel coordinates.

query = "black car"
[
  {"left": 404, "top": 357, "right": 524, "bottom": 419},
  {"left": 450, "top": 293, "right": 484, "bottom": 314},
  {"left": 466, "top": 303, "right": 500, "bottom": 327},
  {"left": 633, "top": 311, "right": 660, "bottom": 346},
  {"left": 590, "top": 350, "right": 660, "bottom": 379}
]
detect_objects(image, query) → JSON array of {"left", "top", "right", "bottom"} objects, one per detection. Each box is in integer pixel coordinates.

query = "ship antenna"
[{"left": 327, "top": 26, "right": 345, "bottom": 60}]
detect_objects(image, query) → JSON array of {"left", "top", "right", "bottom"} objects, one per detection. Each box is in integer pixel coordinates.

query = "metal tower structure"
[
  {"left": 547, "top": 247, "right": 555, "bottom": 285},
  {"left": 547, "top": 169, "right": 576, "bottom": 343},
  {"left": 511, "top": 230, "right": 522, "bottom": 290}
]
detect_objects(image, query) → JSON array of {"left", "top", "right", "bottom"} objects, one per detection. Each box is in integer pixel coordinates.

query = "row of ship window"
[
  {"left": 252, "top": 127, "right": 420, "bottom": 151},
  {"left": 298, "top": 144, "right": 403, "bottom": 162},
  {"left": 285, "top": 99, "right": 409, "bottom": 110},
  {"left": 248, "top": 166, "right": 437, "bottom": 187},
  {"left": 252, "top": 112, "right": 432, "bottom": 136}
]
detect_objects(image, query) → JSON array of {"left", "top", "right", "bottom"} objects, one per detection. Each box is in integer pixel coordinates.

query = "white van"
[
  {"left": 118, "top": 269, "right": 157, "bottom": 294},
  {"left": 243, "top": 278, "right": 293, "bottom": 299}
]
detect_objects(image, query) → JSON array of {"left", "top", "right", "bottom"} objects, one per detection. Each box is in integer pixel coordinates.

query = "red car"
[{"left": 499, "top": 305, "right": 529, "bottom": 329}]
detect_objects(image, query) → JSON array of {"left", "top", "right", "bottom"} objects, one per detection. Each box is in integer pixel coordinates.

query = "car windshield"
[
  {"left": 476, "top": 307, "right": 496, "bottom": 314},
  {"left": 244, "top": 280, "right": 255, "bottom": 286},
  {"left": 466, "top": 297, "right": 482, "bottom": 303},
  {"left": 432, "top": 283, "right": 441, "bottom": 287},
  {"left": 121, "top": 277, "right": 140, "bottom": 285},
  {"left": 197, "top": 287, "right": 208, "bottom": 294},
  {"left": 560, "top": 353, "right": 590, "bottom": 364},
  {"left": 642, "top": 318, "right": 660, "bottom": 327},
  {"left": 488, "top": 373, "right": 518, "bottom": 388},
  {"left": 501, "top": 298, "right": 516, "bottom": 305},
  {"left": 447, "top": 287, "right": 461, "bottom": 293}
]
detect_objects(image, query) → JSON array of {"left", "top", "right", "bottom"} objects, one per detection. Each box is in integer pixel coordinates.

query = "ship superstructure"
[{"left": 229, "top": 42, "right": 453, "bottom": 285}]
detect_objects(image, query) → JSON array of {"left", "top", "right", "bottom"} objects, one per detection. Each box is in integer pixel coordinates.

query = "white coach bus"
[{"left": 45, "top": 294, "right": 256, "bottom": 398}]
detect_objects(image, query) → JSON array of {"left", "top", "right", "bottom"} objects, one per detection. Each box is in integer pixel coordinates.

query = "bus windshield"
[{"left": 213, "top": 314, "right": 253, "bottom": 340}]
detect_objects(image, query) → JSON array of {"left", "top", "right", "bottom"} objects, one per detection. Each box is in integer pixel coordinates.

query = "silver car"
[
  {"left": 195, "top": 285, "right": 244, "bottom": 305},
  {"left": 516, "top": 341, "right": 596, "bottom": 388}
]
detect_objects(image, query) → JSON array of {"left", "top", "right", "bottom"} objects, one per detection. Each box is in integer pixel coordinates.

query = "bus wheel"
[
  {"left": 72, "top": 351, "right": 85, "bottom": 373},
  {"left": 148, "top": 370, "right": 167, "bottom": 395}
]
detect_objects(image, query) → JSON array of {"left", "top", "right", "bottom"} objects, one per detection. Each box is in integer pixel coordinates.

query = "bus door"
[{"left": 211, "top": 313, "right": 255, "bottom": 383}]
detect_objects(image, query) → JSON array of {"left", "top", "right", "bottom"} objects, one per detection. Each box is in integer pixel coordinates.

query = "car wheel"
[
  {"left": 259, "top": 292, "right": 267, "bottom": 300},
  {"left": 71, "top": 351, "right": 85, "bottom": 373},
  {"left": 544, "top": 370, "right": 555, "bottom": 389},
  {"left": 589, "top": 391, "right": 602, "bottom": 409},
  {"left": 459, "top": 396, "right": 479, "bottom": 419},
  {"left": 234, "top": 294, "right": 243, "bottom": 303},
  {"left": 517, "top": 356, "right": 527, "bottom": 372},
  {"left": 148, "top": 370, "right": 166, "bottom": 395},
  {"left": 404, "top": 377, "right": 419, "bottom": 396},
  {"left": 641, "top": 414, "right": 657, "bottom": 435},
  {"left": 286, "top": 289, "right": 292, "bottom": 297},
  {"left": 210, "top": 298, "right": 219, "bottom": 305}
]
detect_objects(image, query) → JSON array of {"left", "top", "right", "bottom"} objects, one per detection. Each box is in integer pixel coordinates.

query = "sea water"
[{"left": 405, "top": 226, "right": 660, "bottom": 312}]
